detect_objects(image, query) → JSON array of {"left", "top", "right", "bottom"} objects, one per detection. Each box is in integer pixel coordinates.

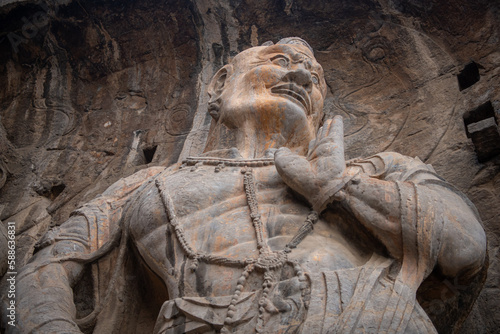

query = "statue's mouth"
[{"left": 270, "top": 83, "right": 311, "bottom": 114}]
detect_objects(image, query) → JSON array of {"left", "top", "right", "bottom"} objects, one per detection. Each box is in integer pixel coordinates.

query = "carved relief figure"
[{"left": 14, "top": 38, "right": 486, "bottom": 333}]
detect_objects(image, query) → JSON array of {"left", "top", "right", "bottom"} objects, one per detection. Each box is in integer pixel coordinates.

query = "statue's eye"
[
  {"left": 271, "top": 55, "right": 290, "bottom": 68},
  {"left": 311, "top": 74, "right": 319, "bottom": 85}
]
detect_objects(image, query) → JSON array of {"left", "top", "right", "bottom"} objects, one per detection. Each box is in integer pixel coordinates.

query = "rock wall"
[{"left": 0, "top": 0, "right": 498, "bottom": 332}]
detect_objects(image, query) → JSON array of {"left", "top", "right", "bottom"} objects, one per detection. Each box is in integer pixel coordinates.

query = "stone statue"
[{"left": 14, "top": 38, "right": 486, "bottom": 333}]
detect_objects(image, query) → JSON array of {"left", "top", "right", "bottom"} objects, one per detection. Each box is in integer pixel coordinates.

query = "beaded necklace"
[{"left": 155, "top": 157, "right": 318, "bottom": 333}]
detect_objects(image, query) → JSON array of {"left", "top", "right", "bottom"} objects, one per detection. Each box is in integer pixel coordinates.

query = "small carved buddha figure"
[{"left": 15, "top": 38, "right": 486, "bottom": 334}]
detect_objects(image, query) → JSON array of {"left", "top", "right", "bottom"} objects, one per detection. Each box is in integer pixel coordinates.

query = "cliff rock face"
[{"left": 0, "top": 0, "right": 498, "bottom": 333}]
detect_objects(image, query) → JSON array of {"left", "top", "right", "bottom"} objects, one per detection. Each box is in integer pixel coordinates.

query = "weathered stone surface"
[
  {"left": 0, "top": 0, "right": 498, "bottom": 333},
  {"left": 4, "top": 37, "right": 488, "bottom": 333}
]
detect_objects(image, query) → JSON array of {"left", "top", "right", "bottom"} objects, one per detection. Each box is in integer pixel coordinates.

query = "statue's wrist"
[{"left": 312, "top": 167, "right": 362, "bottom": 213}]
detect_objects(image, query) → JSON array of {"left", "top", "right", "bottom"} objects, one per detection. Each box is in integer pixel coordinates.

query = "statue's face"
[{"left": 215, "top": 43, "right": 327, "bottom": 143}]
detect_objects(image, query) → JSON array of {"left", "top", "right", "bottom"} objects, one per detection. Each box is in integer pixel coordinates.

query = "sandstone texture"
[{"left": 0, "top": 0, "right": 499, "bottom": 333}]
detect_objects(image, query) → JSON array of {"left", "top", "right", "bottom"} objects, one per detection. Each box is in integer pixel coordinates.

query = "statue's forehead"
[
  {"left": 260, "top": 44, "right": 315, "bottom": 61},
  {"left": 233, "top": 44, "right": 323, "bottom": 72}
]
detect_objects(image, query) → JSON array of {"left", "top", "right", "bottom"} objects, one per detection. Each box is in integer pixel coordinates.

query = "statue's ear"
[{"left": 207, "top": 65, "right": 232, "bottom": 120}]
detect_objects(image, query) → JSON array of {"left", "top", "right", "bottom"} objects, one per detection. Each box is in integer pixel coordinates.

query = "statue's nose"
[{"left": 282, "top": 69, "right": 312, "bottom": 93}]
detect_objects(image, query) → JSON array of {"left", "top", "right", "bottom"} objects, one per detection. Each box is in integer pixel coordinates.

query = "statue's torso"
[{"left": 129, "top": 164, "right": 371, "bottom": 299}]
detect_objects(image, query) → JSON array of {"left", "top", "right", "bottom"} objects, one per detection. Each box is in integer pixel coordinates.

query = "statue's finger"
[
  {"left": 316, "top": 125, "right": 324, "bottom": 141},
  {"left": 274, "top": 147, "right": 297, "bottom": 170},
  {"left": 307, "top": 138, "right": 317, "bottom": 158},
  {"left": 314, "top": 115, "right": 345, "bottom": 175},
  {"left": 275, "top": 147, "right": 315, "bottom": 190},
  {"left": 319, "top": 119, "right": 333, "bottom": 140},
  {"left": 328, "top": 115, "right": 344, "bottom": 146},
  {"left": 309, "top": 119, "right": 333, "bottom": 159},
  {"left": 311, "top": 116, "right": 344, "bottom": 159},
  {"left": 275, "top": 147, "right": 306, "bottom": 171}
]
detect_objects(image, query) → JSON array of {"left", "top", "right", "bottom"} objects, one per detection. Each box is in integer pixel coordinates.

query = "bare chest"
[{"left": 130, "top": 165, "right": 369, "bottom": 297}]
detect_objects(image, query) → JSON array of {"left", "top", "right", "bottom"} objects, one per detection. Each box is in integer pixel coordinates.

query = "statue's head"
[{"left": 206, "top": 37, "right": 327, "bottom": 152}]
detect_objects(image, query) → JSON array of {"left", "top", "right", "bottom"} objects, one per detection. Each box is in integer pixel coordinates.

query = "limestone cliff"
[{"left": 0, "top": 0, "right": 498, "bottom": 333}]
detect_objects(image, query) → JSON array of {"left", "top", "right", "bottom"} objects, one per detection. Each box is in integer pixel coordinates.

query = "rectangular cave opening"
[
  {"left": 50, "top": 184, "right": 66, "bottom": 199},
  {"left": 143, "top": 145, "right": 158, "bottom": 164},
  {"left": 457, "top": 61, "right": 480, "bottom": 91},
  {"left": 463, "top": 101, "right": 497, "bottom": 138},
  {"left": 463, "top": 101, "right": 500, "bottom": 162}
]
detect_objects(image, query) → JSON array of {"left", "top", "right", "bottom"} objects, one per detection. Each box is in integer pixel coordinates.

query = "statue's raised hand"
[{"left": 275, "top": 115, "right": 355, "bottom": 212}]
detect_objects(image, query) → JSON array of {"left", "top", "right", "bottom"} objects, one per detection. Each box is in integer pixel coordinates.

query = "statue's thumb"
[
  {"left": 275, "top": 147, "right": 311, "bottom": 180},
  {"left": 274, "top": 147, "right": 294, "bottom": 169}
]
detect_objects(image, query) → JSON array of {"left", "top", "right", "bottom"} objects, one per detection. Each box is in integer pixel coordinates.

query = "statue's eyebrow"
[
  {"left": 289, "top": 51, "right": 322, "bottom": 70},
  {"left": 295, "top": 56, "right": 323, "bottom": 74},
  {"left": 292, "top": 51, "right": 312, "bottom": 61},
  {"left": 249, "top": 55, "right": 269, "bottom": 65},
  {"left": 258, "top": 48, "right": 323, "bottom": 72},
  {"left": 263, "top": 51, "right": 290, "bottom": 59}
]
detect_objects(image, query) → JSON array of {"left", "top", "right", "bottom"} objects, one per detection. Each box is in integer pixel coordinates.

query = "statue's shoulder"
[
  {"left": 65, "top": 164, "right": 178, "bottom": 252},
  {"left": 100, "top": 165, "right": 173, "bottom": 198},
  {"left": 348, "top": 151, "right": 440, "bottom": 183}
]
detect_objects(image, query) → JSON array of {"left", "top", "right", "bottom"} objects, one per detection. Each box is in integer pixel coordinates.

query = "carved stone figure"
[{"left": 14, "top": 38, "right": 486, "bottom": 334}]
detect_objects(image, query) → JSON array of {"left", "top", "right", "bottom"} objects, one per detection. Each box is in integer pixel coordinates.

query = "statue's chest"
[
  {"left": 166, "top": 166, "right": 247, "bottom": 215},
  {"left": 163, "top": 165, "right": 287, "bottom": 216},
  {"left": 159, "top": 165, "right": 309, "bottom": 252},
  {"left": 131, "top": 164, "right": 368, "bottom": 299}
]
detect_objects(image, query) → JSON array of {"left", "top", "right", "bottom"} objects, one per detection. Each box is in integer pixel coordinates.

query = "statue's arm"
[
  {"left": 334, "top": 167, "right": 403, "bottom": 257},
  {"left": 15, "top": 216, "right": 89, "bottom": 333},
  {"left": 337, "top": 161, "right": 486, "bottom": 277},
  {"left": 15, "top": 166, "right": 166, "bottom": 333},
  {"left": 275, "top": 116, "right": 486, "bottom": 278}
]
